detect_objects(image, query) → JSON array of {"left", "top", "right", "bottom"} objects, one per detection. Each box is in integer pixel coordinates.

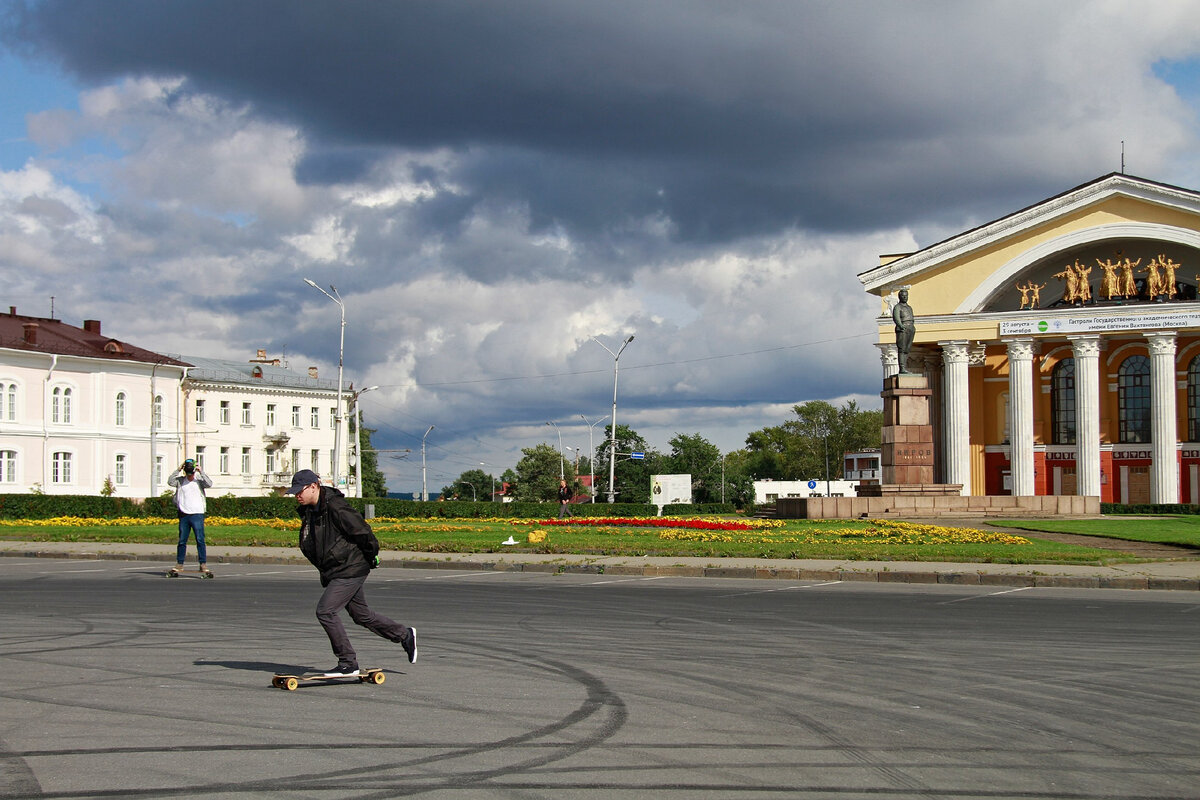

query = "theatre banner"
[{"left": 999, "top": 310, "right": 1200, "bottom": 337}]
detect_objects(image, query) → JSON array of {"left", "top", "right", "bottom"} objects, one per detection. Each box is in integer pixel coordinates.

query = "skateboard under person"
[{"left": 285, "top": 469, "right": 417, "bottom": 676}]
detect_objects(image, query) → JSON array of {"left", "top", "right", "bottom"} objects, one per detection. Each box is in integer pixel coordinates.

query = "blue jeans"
[{"left": 177, "top": 513, "right": 207, "bottom": 565}]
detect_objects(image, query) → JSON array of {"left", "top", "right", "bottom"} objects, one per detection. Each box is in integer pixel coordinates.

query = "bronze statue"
[
  {"left": 1098, "top": 257, "right": 1122, "bottom": 299},
  {"left": 1028, "top": 281, "right": 1046, "bottom": 309},
  {"left": 1121, "top": 257, "right": 1140, "bottom": 297},
  {"left": 892, "top": 289, "right": 915, "bottom": 374},
  {"left": 1158, "top": 255, "right": 1179, "bottom": 300},
  {"left": 1016, "top": 282, "right": 1031, "bottom": 310}
]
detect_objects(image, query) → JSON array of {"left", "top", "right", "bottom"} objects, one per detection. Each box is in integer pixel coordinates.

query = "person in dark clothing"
[
  {"left": 557, "top": 478, "right": 574, "bottom": 519},
  {"left": 286, "top": 469, "right": 417, "bottom": 676}
]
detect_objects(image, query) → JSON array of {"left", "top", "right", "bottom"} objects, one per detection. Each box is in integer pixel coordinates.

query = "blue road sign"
[
  {"left": 807, "top": 479, "right": 817, "bottom": 490},
  {"left": 631, "top": 451, "right": 645, "bottom": 460}
]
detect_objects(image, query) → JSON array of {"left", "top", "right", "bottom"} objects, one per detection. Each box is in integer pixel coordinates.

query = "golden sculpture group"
[{"left": 1018, "top": 254, "right": 1185, "bottom": 307}]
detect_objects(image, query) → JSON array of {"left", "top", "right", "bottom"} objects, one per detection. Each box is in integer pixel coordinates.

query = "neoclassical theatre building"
[{"left": 859, "top": 173, "right": 1200, "bottom": 505}]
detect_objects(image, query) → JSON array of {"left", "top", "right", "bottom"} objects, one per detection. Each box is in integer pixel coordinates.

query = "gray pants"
[{"left": 315, "top": 576, "right": 409, "bottom": 666}]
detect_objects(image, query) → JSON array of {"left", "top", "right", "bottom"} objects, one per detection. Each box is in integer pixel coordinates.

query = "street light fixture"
[
  {"left": 350, "top": 385, "right": 379, "bottom": 498},
  {"left": 480, "top": 462, "right": 497, "bottom": 501},
  {"left": 591, "top": 334, "right": 634, "bottom": 503},
  {"left": 546, "top": 420, "right": 564, "bottom": 480},
  {"left": 580, "top": 413, "right": 608, "bottom": 503},
  {"left": 421, "top": 425, "right": 435, "bottom": 501},
  {"left": 304, "top": 278, "right": 345, "bottom": 488}
]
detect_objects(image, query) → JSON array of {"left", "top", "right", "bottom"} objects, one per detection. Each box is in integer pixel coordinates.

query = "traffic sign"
[
  {"left": 631, "top": 451, "right": 645, "bottom": 460},
  {"left": 807, "top": 479, "right": 817, "bottom": 490}
]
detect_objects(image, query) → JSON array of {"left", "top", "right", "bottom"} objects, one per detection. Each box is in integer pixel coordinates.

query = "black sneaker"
[
  {"left": 323, "top": 663, "right": 359, "bottom": 677},
  {"left": 402, "top": 628, "right": 418, "bottom": 664}
]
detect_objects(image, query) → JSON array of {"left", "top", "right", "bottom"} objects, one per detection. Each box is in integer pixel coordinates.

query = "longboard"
[
  {"left": 165, "top": 568, "right": 214, "bottom": 579},
  {"left": 272, "top": 666, "right": 385, "bottom": 691}
]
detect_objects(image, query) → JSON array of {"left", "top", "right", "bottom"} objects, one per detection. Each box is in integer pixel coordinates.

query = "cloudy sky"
[{"left": 3, "top": 1, "right": 1200, "bottom": 494}]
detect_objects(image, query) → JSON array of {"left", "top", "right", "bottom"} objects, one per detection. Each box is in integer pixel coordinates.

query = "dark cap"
[{"left": 285, "top": 469, "right": 322, "bottom": 495}]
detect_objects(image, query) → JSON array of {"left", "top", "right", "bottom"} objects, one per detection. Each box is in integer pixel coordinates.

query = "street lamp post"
[
  {"left": 579, "top": 414, "right": 608, "bottom": 502},
  {"left": 591, "top": 334, "right": 634, "bottom": 503},
  {"left": 546, "top": 421, "right": 564, "bottom": 480},
  {"left": 351, "top": 385, "right": 379, "bottom": 498},
  {"left": 421, "top": 425, "right": 435, "bottom": 501},
  {"left": 480, "top": 462, "right": 496, "bottom": 501},
  {"left": 304, "top": 279, "right": 346, "bottom": 488}
]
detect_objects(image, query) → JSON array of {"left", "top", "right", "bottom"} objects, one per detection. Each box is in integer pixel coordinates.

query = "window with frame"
[
  {"left": 1189, "top": 356, "right": 1200, "bottom": 441},
  {"left": 115, "top": 454, "right": 127, "bottom": 485},
  {"left": 291, "top": 448, "right": 300, "bottom": 473},
  {"left": 329, "top": 407, "right": 336, "bottom": 428},
  {"left": 266, "top": 404, "right": 276, "bottom": 427},
  {"left": 311, "top": 449, "right": 320, "bottom": 471},
  {"left": 52, "top": 386, "right": 73, "bottom": 424},
  {"left": 51, "top": 451, "right": 72, "bottom": 484},
  {"left": 1, "top": 382, "right": 16, "bottom": 421},
  {"left": 220, "top": 447, "right": 230, "bottom": 474},
  {"left": 1119, "top": 355, "right": 1151, "bottom": 443},
  {"left": 266, "top": 449, "right": 276, "bottom": 474},
  {"left": 241, "top": 402, "right": 252, "bottom": 425},
  {"left": 115, "top": 391, "right": 126, "bottom": 426},
  {"left": 292, "top": 405, "right": 301, "bottom": 427},
  {"left": 241, "top": 447, "right": 251, "bottom": 474},
  {"left": 155, "top": 455, "right": 164, "bottom": 488},
  {"left": 1051, "top": 358, "right": 1076, "bottom": 445},
  {"left": 220, "top": 400, "right": 230, "bottom": 424},
  {"left": 153, "top": 395, "right": 163, "bottom": 430},
  {"left": 195, "top": 399, "right": 206, "bottom": 424},
  {"left": 311, "top": 407, "right": 320, "bottom": 428},
  {"left": 195, "top": 446, "right": 206, "bottom": 471},
  {"left": 0, "top": 450, "right": 15, "bottom": 483}
]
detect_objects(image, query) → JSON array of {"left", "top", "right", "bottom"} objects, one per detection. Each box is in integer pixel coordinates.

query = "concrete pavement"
[{"left": 2, "top": 538, "right": 1199, "bottom": 591}]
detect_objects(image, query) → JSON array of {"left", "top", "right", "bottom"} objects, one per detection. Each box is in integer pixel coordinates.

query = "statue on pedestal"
[{"left": 892, "top": 288, "right": 916, "bottom": 374}]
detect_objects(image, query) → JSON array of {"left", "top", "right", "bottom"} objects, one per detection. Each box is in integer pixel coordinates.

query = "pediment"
[{"left": 859, "top": 174, "right": 1200, "bottom": 316}]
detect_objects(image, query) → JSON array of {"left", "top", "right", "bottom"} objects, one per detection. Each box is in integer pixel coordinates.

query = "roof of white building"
[{"left": 177, "top": 354, "right": 339, "bottom": 392}]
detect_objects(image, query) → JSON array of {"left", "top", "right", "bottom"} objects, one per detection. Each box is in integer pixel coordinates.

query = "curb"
[{"left": 4, "top": 547, "right": 1198, "bottom": 591}]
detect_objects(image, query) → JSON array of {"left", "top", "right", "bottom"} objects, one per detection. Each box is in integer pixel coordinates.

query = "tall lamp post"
[
  {"left": 545, "top": 421, "right": 564, "bottom": 479},
  {"left": 304, "top": 279, "right": 346, "bottom": 487},
  {"left": 421, "top": 425, "right": 435, "bottom": 501},
  {"left": 580, "top": 414, "right": 608, "bottom": 502},
  {"left": 350, "top": 385, "right": 379, "bottom": 498},
  {"left": 592, "top": 334, "right": 634, "bottom": 503}
]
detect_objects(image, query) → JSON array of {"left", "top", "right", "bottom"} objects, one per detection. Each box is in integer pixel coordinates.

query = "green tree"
[
  {"left": 662, "top": 433, "right": 723, "bottom": 503},
  {"left": 597, "top": 424, "right": 659, "bottom": 503},
  {"left": 745, "top": 400, "right": 882, "bottom": 481},
  {"left": 514, "top": 443, "right": 578, "bottom": 502},
  {"left": 349, "top": 418, "right": 388, "bottom": 497},
  {"left": 442, "top": 468, "right": 491, "bottom": 502},
  {"left": 721, "top": 449, "right": 757, "bottom": 508}
]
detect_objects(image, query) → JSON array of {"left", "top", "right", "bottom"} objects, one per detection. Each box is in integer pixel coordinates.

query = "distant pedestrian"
[
  {"left": 168, "top": 458, "right": 213, "bottom": 575},
  {"left": 558, "top": 478, "right": 574, "bottom": 518},
  {"left": 287, "top": 469, "right": 418, "bottom": 676}
]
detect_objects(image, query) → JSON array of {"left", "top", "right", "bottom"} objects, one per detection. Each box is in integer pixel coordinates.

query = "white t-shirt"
[{"left": 175, "top": 476, "right": 207, "bottom": 515}]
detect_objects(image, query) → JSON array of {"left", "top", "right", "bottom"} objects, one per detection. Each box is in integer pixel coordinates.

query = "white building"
[
  {"left": 753, "top": 478, "right": 862, "bottom": 505},
  {"left": 0, "top": 310, "right": 343, "bottom": 498},
  {"left": 0, "top": 309, "right": 188, "bottom": 496},
  {"left": 176, "top": 351, "right": 341, "bottom": 497}
]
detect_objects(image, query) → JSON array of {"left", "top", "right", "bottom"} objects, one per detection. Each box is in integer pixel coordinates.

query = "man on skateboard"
[{"left": 286, "top": 469, "right": 418, "bottom": 676}]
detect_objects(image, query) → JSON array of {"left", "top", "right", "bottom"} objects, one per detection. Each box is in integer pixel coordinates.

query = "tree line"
[{"left": 437, "top": 400, "right": 882, "bottom": 508}]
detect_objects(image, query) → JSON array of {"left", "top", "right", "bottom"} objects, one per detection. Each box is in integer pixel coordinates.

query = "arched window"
[
  {"left": 1051, "top": 358, "right": 1076, "bottom": 445},
  {"left": 1119, "top": 355, "right": 1151, "bottom": 443},
  {"left": 115, "top": 392, "right": 127, "bottom": 427},
  {"left": 1, "top": 382, "right": 15, "bottom": 421},
  {"left": 153, "top": 395, "right": 163, "bottom": 430},
  {"left": 51, "top": 387, "right": 72, "bottom": 424}
]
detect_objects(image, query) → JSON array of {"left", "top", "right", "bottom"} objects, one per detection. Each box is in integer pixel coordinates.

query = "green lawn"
[
  {"left": 0, "top": 516, "right": 1150, "bottom": 565},
  {"left": 994, "top": 516, "right": 1200, "bottom": 548}
]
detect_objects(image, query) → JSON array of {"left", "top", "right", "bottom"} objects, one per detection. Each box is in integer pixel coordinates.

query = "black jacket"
[{"left": 297, "top": 486, "right": 380, "bottom": 586}]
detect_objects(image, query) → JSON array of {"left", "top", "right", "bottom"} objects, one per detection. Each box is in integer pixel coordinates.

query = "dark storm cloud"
[{"left": 3, "top": 0, "right": 1090, "bottom": 247}]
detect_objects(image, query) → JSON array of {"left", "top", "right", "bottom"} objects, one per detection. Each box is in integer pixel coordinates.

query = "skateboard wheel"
[
  {"left": 271, "top": 677, "right": 281, "bottom": 688},
  {"left": 284, "top": 677, "right": 299, "bottom": 691},
  {"left": 165, "top": 571, "right": 177, "bottom": 578},
  {"left": 371, "top": 671, "right": 385, "bottom": 685}
]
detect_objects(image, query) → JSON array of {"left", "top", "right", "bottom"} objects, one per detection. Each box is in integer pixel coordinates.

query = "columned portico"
[
  {"left": 1069, "top": 335, "right": 1101, "bottom": 497},
  {"left": 1006, "top": 338, "right": 1035, "bottom": 496},
  {"left": 940, "top": 340, "right": 970, "bottom": 495},
  {"left": 1147, "top": 332, "right": 1179, "bottom": 503}
]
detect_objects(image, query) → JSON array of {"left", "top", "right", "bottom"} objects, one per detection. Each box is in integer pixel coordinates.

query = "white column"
[
  {"left": 1147, "top": 332, "right": 1179, "bottom": 504},
  {"left": 1070, "top": 335, "right": 1102, "bottom": 497},
  {"left": 1006, "top": 339, "right": 1035, "bottom": 496},
  {"left": 940, "top": 341, "right": 971, "bottom": 495},
  {"left": 878, "top": 343, "right": 899, "bottom": 379}
]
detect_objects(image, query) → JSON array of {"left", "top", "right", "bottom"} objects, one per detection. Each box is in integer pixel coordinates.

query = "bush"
[{"left": 1101, "top": 502, "right": 1200, "bottom": 515}]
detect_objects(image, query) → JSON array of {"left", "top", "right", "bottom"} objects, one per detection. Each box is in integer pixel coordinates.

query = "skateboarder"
[{"left": 286, "top": 469, "right": 418, "bottom": 676}]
